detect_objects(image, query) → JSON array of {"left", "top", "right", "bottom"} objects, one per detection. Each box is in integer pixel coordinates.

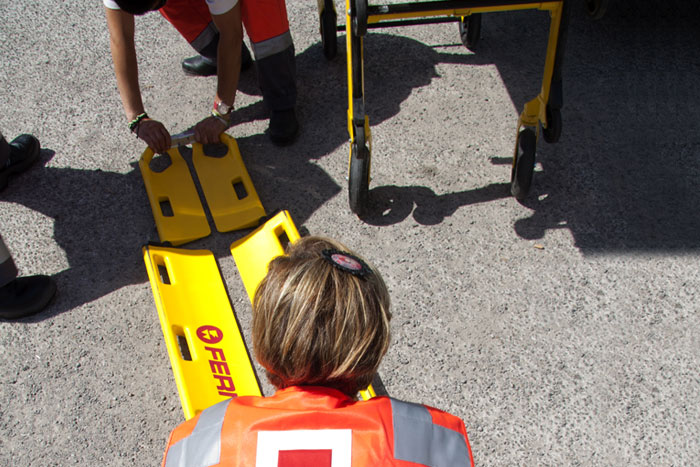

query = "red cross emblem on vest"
[
  {"left": 256, "top": 429, "right": 352, "bottom": 467},
  {"left": 278, "top": 449, "right": 333, "bottom": 467}
]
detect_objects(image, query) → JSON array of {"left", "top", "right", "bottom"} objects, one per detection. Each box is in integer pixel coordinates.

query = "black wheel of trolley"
[
  {"left": 349, "top": 142, "right": 370, "bottom": 215},
  {"left": 353, "top": 0, "right": 368, "bottom": 37},
  {"left": 542, "top": 106, "right": 562, "bottom": 144},
  {"left": 584, "top": 0, "right": 608, "bottom": 20},
  {"left": 320, "top": 5, "right": 338, "bottom": 60},
  {"left": 458, "top": 14, "right": 481, "bottom": 50},
  {"left": 510, "top": 128, "right": 537, "bottom": 200}
]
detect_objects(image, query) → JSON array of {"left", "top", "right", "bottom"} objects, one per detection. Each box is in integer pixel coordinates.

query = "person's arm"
[
  {"left": 194, "top": 3, "right": 242, "bottom": 144},
  {"left": 105, "top": 7, "right": 171, "bottom": 152}
]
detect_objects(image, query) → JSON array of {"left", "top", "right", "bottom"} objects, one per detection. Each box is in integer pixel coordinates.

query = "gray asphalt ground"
[{"left": 2, "top": 0, "right": 699, "bottom": 465}]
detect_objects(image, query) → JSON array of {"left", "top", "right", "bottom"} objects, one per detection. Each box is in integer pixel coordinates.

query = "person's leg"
[
  {"left": 0, "top": 234, "right": 56, "bottom": 320},
  {"left": 241, "top": 0, "right": 298, "bottom": 145},
  {"left": 0, "top": 132, "right": 9, "bottom": 167},
  {"left": 160, "top": 0, "right": 219, "bottom": 59},
  {"left": 0, "top": 234, "right": 18, "bottom": 289},
  {"left": 159, "top": 0, "right": 251, "bottom": 76}
]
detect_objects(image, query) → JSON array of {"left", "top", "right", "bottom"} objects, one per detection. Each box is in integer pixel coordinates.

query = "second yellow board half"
[{"left": 143, "top": 245, "right": 261, "bottom": 419}]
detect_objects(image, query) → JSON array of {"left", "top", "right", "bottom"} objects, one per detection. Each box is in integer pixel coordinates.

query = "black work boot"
[
  {"left": 181, "top": 55, "right": 217, "bottom": 76},
  {"left": 0, "top": 134, "right": 40, "bottom": 191},
  {"left": 268, "top": 109, "right": 299, "bottom": 146},
  {"left": 0, "top": 275, "right": 56, "bottom": 320},
  {"left": 181, "top": 42, "right": 253, "bottom": 76}
]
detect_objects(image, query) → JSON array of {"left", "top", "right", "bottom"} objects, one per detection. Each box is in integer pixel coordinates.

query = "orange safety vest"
[{"left": 162, "top": 386, "right": 474, "bottom": 466}]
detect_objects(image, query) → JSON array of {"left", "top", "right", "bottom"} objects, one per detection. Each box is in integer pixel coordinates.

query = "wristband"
[{"left": 128, "top": 112, "right": 149, "bottom": 133}]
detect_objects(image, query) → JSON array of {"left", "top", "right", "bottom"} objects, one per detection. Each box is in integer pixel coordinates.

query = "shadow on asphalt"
[
  {"left": 504, "top": 1, "right": 700, "bottom": 253},
  {"left": 359, "top": 1, "right": 700, "bottom": 253},
  {"left": 5, "top": 3, "right": 700, "bottom": 319},
  {"left": 361, "top": 183, "right": 512, "bottom": 226},
  {"left": 1, "top": 34, "right": 442, "bottom": 319}
]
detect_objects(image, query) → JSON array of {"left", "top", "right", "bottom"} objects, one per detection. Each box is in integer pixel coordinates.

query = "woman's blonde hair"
[{"left": 252, "top": 236, "right": 392, "bottom": 395}]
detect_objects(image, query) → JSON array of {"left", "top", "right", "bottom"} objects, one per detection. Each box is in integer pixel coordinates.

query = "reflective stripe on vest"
[
  {"left": 391, "top": 399, "right": 471, "bottom": 467},
  {"left": 250, "top": 31, "right": 293, "bottom": 61},
  {"left": 165, "top": 398, "right": 231, "bottom": 467}
]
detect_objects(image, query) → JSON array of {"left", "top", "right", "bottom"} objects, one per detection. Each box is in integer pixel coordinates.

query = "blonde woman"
[{"left": 162, "top": 237, "right": 474, "bottom": 466}]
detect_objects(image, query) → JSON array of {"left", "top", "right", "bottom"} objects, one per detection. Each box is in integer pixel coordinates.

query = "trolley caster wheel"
[
  {"left": 542, "top": 106, "right": 562, "bottom": 144},
  {"left": 458, "top": 14, "right": 481, "bottom": 50},
  {"left": 320, "top": 1, "right": 337, "bottom": 60},
  {"left": 349, "top": 142, "right": 370, "bottom": 215},
  {"left": 510, "top": 129, "right": 537, "bottom": 200},
  {"left": 584, "top": 0, "right": 608, "bottom": 19},
  {"left": 352, "top": 0, "right": 368, "bottom": 37}
]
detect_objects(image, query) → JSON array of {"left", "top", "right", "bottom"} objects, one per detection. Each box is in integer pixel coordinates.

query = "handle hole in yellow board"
[
  {"left": 149, "top": 153, "right": 172, "bottom": 173},
  {"left": 233, "top": 180, "right": 248, "bottom": 200},
  {"left": 159, "top": 198, "right": 174, "bottom": 217},
  {"left": 157, "top": 264, "right": 171, "bottom": 285},
  {"left": 177, "top": 334, "right": 192, "bottom": 361},
  {"left": 203, "top": 143, "right": 228, "bottom": 158},
  {"left": 277, "top": 231, "right": 290, "bottom": 252}
]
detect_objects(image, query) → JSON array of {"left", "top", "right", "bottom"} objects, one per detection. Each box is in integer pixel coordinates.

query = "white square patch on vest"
[{"left": 255, "top": 429, "right": 352, "bottom": 467}]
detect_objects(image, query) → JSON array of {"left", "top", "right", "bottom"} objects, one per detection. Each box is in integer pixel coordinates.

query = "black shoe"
[
  {"left": 0, "top": 275, "right": 56, "bottom": 320},
  {"left": 268, "top": 109, "right": 299, "bottom": 146},
  {"left": 182, "top": 55, "right": 217, "bottom": 76},
  {"left": 0, "top": 134, "right": 40, "bottom": 191},
  {"left": 181, "top": 44, "right": 253, "bottom": 76}
]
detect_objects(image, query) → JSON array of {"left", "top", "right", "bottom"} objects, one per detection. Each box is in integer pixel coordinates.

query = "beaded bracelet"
[{"left": 127, "top": 112, "right": 149, "bottom": 133}]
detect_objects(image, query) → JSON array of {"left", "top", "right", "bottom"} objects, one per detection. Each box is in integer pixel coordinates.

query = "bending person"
[
  {"left": 104, "top": 0, "right": 297, "bottom": 151},
  {"left": 161, "top": 236, "right": 474, "bottom": 466}
]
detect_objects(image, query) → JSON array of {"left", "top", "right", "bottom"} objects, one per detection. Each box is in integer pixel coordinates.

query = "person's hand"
[
  {"left": 195, "top": 115, "right": 228, "bottom": 145},
  {"left": 136, "top": 119, "right": 171, "bottom": 153}
]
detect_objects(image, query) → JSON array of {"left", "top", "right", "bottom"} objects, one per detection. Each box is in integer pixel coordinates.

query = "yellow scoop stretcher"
[
  {"left": 193, "top": 134, "right": 265, "bottom": 233},
  {"left": 138, "top": 146, "right": 210, "bottom": 246},
  {"left": 230, "top": 210, "right": 301, "bottom": 302},
  {"left": 143, "top": 245, "right": 261, "bottom": 419},
  {"left": 139, "top": 133, "right": 265, "bottom": 246}
]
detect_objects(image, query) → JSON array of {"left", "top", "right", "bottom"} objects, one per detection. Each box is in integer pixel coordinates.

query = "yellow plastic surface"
[
  {"left": 359, "top": 385, "right": 377, "bottom": 401},
  {"left": 230, "top": 210, "right": 301, "bottom": 301},
  {"left": 139, "top": 147, "right": 210, "bottom": 246},
  {"left": 143, "top": 245, "right": 261, "bottom": 419},
  {"left": 193, "top": 134, "right": 265, "bottom": 233}
]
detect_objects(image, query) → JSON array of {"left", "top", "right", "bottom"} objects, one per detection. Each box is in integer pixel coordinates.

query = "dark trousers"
[
  {"left": 0, "top": 132, "right": 9, "bottom": 167},
  {"left": 0, "top": 234, "right": 18, "bottom": 288},
  {"left": 1, "top": 132, "right": 18, "bottom": 287}
]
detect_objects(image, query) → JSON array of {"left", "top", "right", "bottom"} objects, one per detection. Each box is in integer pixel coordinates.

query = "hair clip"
[{"left": 321, "top": 249, "right": 372, "bottom": 279}]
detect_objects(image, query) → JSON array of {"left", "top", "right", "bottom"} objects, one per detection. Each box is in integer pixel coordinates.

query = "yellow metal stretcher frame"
[
  {"left": 143, "top": 245, "right": 261, "bottom": 419},
  {"left": 317, "top": 0, "right": 570, "bottom": 213}
]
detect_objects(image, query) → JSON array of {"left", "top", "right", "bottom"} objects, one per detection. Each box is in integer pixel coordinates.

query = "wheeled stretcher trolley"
[{"left": 317, "top": 0, "right": 572, "bottom": 215}]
